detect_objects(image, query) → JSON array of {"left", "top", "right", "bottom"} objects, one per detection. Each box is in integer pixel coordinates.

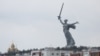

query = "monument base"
[{"left": 66, "top": 45, "right": 75, "bottom": 48}]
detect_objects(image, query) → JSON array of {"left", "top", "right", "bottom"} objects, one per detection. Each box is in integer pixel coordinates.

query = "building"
[
  {"left": 31, "top": 47, "right": 73, "bottom": 56},
  {"left": 8, "top": 43, "right": 19, "bottom": 53},
  {"left": 31, "top": 47, "right": 100, "bottom": 56}
]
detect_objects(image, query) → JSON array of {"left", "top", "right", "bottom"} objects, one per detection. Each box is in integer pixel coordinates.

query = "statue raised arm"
[{"left": 58, "top": 16, "right": 64, "bottom": 25}]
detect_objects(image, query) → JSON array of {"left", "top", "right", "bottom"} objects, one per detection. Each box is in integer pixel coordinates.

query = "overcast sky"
[{"left": 0, "top": 0, "right": 100, "bottom": 53}]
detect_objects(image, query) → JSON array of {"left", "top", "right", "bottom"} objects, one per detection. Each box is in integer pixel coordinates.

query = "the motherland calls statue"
[
  {"left": 58, "top": 16, "right": 78, "bottom": 47},
  {"left": 58, "top": 3, "right": 79, "bottom": 48}
]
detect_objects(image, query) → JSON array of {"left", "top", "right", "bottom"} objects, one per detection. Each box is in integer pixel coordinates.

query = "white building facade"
[
  {"left": 31, "top": 47, "right": 100, "bottom": 56},
  {"left": 31, "top": 47, "right": 73, "bottom": 56}
]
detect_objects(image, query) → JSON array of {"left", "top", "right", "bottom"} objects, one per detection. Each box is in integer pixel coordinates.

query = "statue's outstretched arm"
[
  {"left": 58, "top": 16, "right": 64, "bottom": 25},
  {"left": 72, "top": 21, "right": 79, "bottom": 25}
]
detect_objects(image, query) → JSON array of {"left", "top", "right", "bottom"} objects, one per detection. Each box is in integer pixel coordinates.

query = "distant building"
[
  {"left": 8, "top": 43, "right": 19, "bottom": 53},
  {"left": 31, "top": 47, "right": 100, "bottom": 56},
  {"left": 31, "top": 47, "right": 73, "bottom": 56}
]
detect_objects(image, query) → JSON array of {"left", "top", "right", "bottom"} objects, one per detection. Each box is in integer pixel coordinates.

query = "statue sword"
[{"left": 58, "top": 3, "right": 64, "bottom": 20}]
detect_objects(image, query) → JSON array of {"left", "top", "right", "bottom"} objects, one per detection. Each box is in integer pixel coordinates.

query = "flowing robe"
[{"left": 63, "top": 23, "right": 75, "bottom": 47}]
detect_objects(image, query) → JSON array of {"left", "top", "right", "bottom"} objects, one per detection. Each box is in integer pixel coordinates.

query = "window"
[
  {"left": 52, "top": 53, "right": 54, "bottom": 55},
  {"left": 61, "top": 53, "right": 65, "bottom": 56},
  {"left": 41, "top": 53, "right": 44, "bottom": 56},
  {"left": 57, "top": 53, "right": 59, "bottom": 55},
  {"left": 32, "top": 53, "right": 36, "bottom": 55}
]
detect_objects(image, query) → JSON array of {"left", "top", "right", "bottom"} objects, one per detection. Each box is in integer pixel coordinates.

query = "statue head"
[{"left": 64, "top": 19, "right": 68, "bottom": 23}]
